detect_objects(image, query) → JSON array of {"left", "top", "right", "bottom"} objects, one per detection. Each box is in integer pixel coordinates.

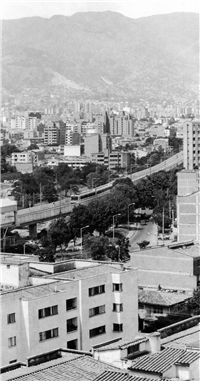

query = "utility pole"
[
  {"left": 40, "top": 183, "right": 42, "bottom": 205},
  {"left": 162, "top": 208, "right": 165, "bottom": 244}
]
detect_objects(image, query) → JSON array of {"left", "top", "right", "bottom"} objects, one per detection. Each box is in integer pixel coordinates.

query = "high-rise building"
[
  {"left": 183, "top": 120, "right": 200, "bottom": 169},
  {"left": 44, "top": 124, "right": 59, "bottom": 145}
]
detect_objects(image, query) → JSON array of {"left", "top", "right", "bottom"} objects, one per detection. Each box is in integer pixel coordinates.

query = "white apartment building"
[
  {"left": 183, "top": 120, "right": 200, "bottom": 169},
  {"left": 10, "top": 116, "right": 26, "bottom": 130},
  {"left": 0, "top": 259, "right": 138, "bottom": 367},
  {"left": 11, "top": 151, "right": 33, "bottom": 165}
]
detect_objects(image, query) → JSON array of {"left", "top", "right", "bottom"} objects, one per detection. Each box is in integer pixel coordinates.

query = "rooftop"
[
  {"left": 161, "top": 325, "right": 200, "bottom": 349},
  {"left": 131, "top": 243, "right": 200, "bottom": 259},
  {"left": 2, "top": 353, "right": 125, "bottom": 381},
  {"left": 130, "top": 347, "right": 200, "bottom": 374},
  {"left": 47, "top": 264, "right": 124, "bottom": 281},
  {"left": 138, "top": 289, "right": 192, "bottom": 307},
  {"left": 0, "top": 281, "right": 69, "bottom": 299},
  {"left": 93, "top": 336, "right": 148, "bottom": 352},
  {"left": 94, "top": 371, "right": 157, "bottom": 381}
]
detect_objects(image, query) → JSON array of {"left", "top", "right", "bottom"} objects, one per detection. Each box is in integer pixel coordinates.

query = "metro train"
[{"left": 70, "top": 181, "right": 114, "bottom": 203}]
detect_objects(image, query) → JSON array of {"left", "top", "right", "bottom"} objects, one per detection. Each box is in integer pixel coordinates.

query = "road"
[{"left": 129, "top": 221, "right": 158, "bottom": 251}]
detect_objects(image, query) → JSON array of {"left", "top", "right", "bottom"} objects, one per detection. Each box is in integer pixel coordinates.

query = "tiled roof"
[
  {"left": 94, "top": 370, "right": 157, "bottom": 381},
  {"left": 176, "top": 351, "right": 200, "bottom": 364},
  {"left": 48, "top": 264, "right": 122, "bottom": 280},
  {"left": 138, "top": 289, "right": 191, "bottom": 307},
  {"left": 130, "top": 347, "right": 200, "bottom": 374},
  {"left": 96, "top": 337, "right": 148, "bottom": 351},
  {"left": 131, "top": 347, "right": 183, "bottom": 374},
  {"left": 4, "top": 355, "right": 120, "bottom": 381}
]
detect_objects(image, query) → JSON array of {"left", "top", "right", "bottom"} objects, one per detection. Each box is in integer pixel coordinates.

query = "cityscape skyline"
[{"left": 2, "top": 0, "right": 200, "bottom": 20}]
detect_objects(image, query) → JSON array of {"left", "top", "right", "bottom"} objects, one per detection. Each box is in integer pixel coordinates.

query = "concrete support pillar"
[{"left": 29, "top": 223, "right": 37, "bottom": 239}]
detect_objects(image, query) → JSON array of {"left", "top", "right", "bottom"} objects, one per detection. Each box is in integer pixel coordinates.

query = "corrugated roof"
[
  {"left": 138, "top": 289, "right": 191, "bottom": 307},
  {"left": 4, "top": 355, "right": 120, "bottom": 381},
  {"left": 131, "top": 347, "right": 183, "bottom": 373},
  {"left": 130, "top": 347, "right": 200, "bottom": 374},
  {"left": 176, "top": 351, "right": 200, "bottom": 364},
  {"left": 94, "top": 370, "right": 157, "bottom": 381}
]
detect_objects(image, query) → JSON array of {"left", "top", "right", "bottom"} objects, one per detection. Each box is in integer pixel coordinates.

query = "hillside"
[{"left": 2, "top": 11, "right": 199, "bottom": 101}]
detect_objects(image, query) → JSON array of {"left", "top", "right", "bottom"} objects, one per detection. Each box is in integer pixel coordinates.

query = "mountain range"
[{"left": 2, "top": 11, "right": 199, "bottom": 101}]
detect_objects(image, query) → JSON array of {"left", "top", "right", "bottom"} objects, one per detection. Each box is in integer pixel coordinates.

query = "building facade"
[
  {"left": 183, "top": 120, "right": 200, "bottom": 169},
  {"left": 0, "top": 260, "right": 138, "bottom": 367}
]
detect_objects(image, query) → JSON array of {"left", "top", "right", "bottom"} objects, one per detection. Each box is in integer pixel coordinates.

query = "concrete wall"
[
  {"left": 0, "top": 263, "right": 30, "bottom": 288},
  {"left": 137, "top": 269, "right": 197, "bottom": 291},
  {"left": 177, "top": 191, "right": 200, "bottom": 242}
]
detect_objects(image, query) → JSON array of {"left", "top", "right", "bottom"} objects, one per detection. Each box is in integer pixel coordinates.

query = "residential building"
[
  {"left": 129, "top": 242, "right": 200, "bottom": 291},
  {"left": 93, "top": 323, "right": 200, "bottom": 380},
  {"left": 91, "top": 151, "right": 130, "bottom": 170},
  {"left": 177, "top": 170, "right": 200, "bottom": 242},
  {"left": 138, "top": 289, "right": 192, "bottom": 324},
  {"left": 0, "top": 258, "right": 138, "bottom": 367},
  {"left": 10, "top": 116, "right": 26, "bottom": 130},
  {"left": 183, "top": 120, "right": 200, "bottom": 169},
  {"left": 44, "top": 124, "right": 59, "bottom": 145}
]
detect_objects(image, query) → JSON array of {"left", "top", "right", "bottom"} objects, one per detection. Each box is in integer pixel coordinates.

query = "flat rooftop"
[
  {"left": 47, "top": 264, "right": 125, "bottom": 281},
  {"left": 0, "top": 280, "right": 70, "bottom": 299},
  {"left": 130, "top": 243, "right": 200, "bottom": 259},
  {"left": 161, "top": 325, "right": 200, "bottom": 349}
]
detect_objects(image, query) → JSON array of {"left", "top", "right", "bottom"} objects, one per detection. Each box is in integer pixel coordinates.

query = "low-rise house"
[{"left": 138, "top": 289, "right": 192, "bottom": 323}]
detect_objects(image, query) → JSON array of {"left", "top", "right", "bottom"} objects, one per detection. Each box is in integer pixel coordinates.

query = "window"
[
  {"left": 127, "top": 344, "right": 139, "bottom": 355},
  {"left": 89, "top": 285, "right": 105, "bottom": 297},
  {"left": 7, "top": 265, "right": 10, "bottom": 269},
  {"left": 113, "top": 323, "right": 123, "bottom": 332},
  {"left": 9, "top": 359, "right": 17, "bottom": 364},
  {"left": 66, "top": 298, "right": 77, "bottom": 311},
  {"left": 8, "top": 336, "right": 16, "bottom": 347},
  {"left": 153, "top": 306, "right": 163, "bottom": 314},
  {"left": 89, "top": 325, "right": 106, "bottom": 338},
  {"left": 38, "top": 305, "right": 58, "bottom": 319},
  {"left": 7, "top": 313, "right": 16, "bottom": 324},
  {"left": 113, "top": 283, "right": 123, "bottom": 292},
  {"left": 67, "top": 339, "right": 78, "bottom": 350},
  {"left": 113, "top": 303, "right": 123, "bottom": 312},
  {"left": 39, "top": 328, "right": 58, "bottom": 342},
  {"left": 67, "top": 317, "right": 78, "bottom": 333},
  {"left": 89, "top": 305, "right": 105, "bottom": 317}
]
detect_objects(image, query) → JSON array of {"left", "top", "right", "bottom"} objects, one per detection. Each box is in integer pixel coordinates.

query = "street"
[{"left": 129, "top": 221, "right": 158, "bottom": 251}]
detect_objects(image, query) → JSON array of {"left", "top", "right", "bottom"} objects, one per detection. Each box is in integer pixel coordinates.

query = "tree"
[
  {"left": 137, "top": 240, "right": 150, "bottom": 249},
  {"left": 48, "top": 218, "right": 72, "bottom": 250},
  {"left": 27, "top": 144, "right": 39, "bottom": 150},
  {"left": 37, "top": 247, "right": 55, "bottom": 262},
  {"left": 69, "top": 204, "right": 91, "bottom": 243},
  {"left": 43, "top": 182, "right": 58, "bottom": 203},
  {"left": 84, "top": 235, "right": 111, "bottom": 261},
  {"left": 87, "top": 199, "right": 112, "bottom": 235}
]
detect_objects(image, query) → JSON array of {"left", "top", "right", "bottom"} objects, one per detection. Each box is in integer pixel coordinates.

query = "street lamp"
[
  {"left": 23, "top": 243, "right": 27, "bottom": 255},
  {"left": 128, "top": 203, "right": 135, "bottom": 230},
  {"left": 92, "top": 178, "right": 97, "bottom": 196},
  {"left": 113, "top": 214, "right": 121, "bottom": 240},
  {"left": 80, "top": 225, "right": 89, "bottom": 257}
]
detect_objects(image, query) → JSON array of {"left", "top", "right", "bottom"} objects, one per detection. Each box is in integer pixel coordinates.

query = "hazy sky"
[{"left": 1, "top": 0, "right": 200, "bottom": 20}]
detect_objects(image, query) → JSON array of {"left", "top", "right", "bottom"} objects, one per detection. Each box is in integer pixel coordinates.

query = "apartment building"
[
  {"left": 183, "top": 120, "right": 200, "bottom": 169},
  {"left": 109, "top": 115, "right": 134, "bottom": 137},
  {"left": 91, "top": 151, "right": 130, "bottom": 170},
  {"left": 44, "top": 124, "right": 59, "bottom": 145},
  {"left": 0, "top": 258, "right": 138, "bottom": 367},
  {"left": 177, "top": 170, "right": 200, "bottom": 242},
  {"left": 10, "top": 116, "right": 26, "bottom": 130}
]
